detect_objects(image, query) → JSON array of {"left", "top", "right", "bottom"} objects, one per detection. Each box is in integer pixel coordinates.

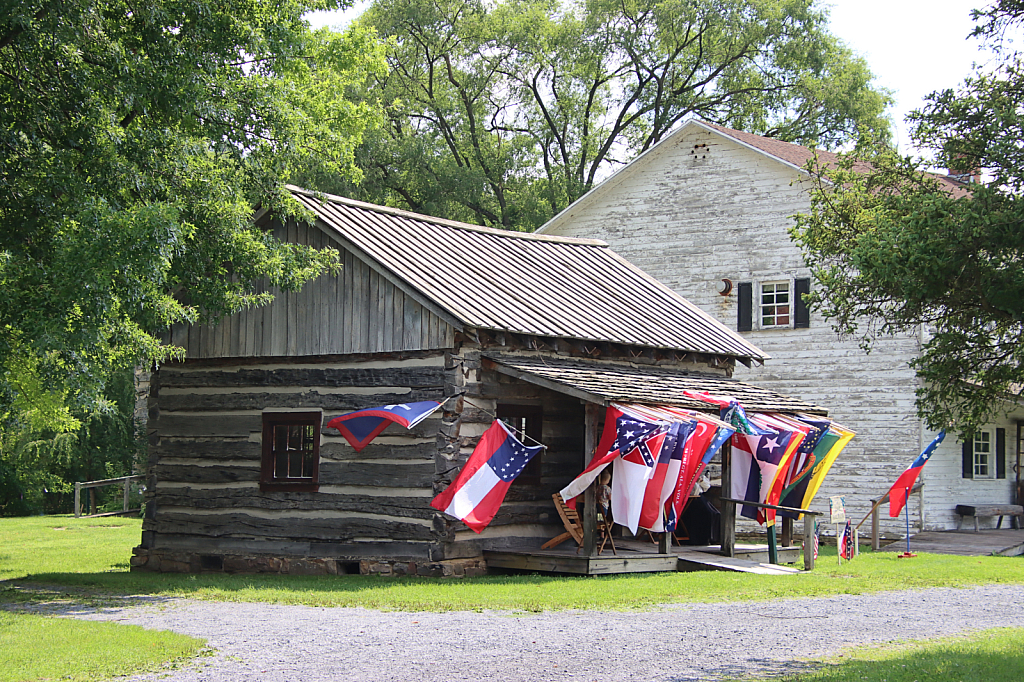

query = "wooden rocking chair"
[{"left": 541, "top": 493, "right": 616, "bottom": 555}]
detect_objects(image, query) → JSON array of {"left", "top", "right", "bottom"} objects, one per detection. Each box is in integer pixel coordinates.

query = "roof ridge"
[
  {"left": 286, "top": 185, "right": 608, "bottom": 246},
  {"left": 696, "top": 121, "right": 970, "bottom": 189}
]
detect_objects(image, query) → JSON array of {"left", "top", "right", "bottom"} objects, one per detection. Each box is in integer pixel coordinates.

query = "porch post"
[
  {"left": 583, "top": 402, "right": 601, "bottom": 556},
  {"left": 720, "top": 441, "right": 735, "bottom": 557}
]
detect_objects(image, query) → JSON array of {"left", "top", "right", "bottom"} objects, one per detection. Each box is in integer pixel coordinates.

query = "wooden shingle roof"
[
  {"left": 483, "top": 355, "right": 825, "bottom": 414},
  {"left": 289, "top": 186, "right": 769, "bottom": 361}
]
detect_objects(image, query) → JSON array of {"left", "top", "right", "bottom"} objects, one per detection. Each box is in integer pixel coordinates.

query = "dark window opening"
[
  {"left": 497, "top": 404, "right": 543, "bottom": 485},
  {"left": 261, "top": 411, "right": 322, "bottom": 492}
]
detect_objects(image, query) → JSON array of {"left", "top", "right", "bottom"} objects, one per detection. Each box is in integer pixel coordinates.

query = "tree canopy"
[
  {"left": 0, "top": 1, "right": 386, "bottom": 430},
  {"left": 316, "top": 0, "right": 891, "bottom": 229},
  {"left": 792, "top": 0, "right": 1024, "bottom": 433}
]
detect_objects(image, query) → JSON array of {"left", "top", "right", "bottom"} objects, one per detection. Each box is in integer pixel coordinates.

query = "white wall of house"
[
  {"left": 542, "top": 121, "right": 1018, "bottom": 535},
  {"left": 921, "top": 405, "right": 1022, "bottom": 530}
]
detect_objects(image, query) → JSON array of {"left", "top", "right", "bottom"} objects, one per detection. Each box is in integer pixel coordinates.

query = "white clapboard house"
[{"left": 537, "top": 119, "right": 1023, "bottom": 535}]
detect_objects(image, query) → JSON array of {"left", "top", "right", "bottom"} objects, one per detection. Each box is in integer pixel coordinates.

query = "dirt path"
[{"left": 59, "top": 584, "right": 1024, "bottom": 681}]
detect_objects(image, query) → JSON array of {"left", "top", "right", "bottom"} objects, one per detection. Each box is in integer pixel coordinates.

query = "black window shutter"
[
  {"left": 962, "top": 437, "right": 973, "bottom": 479},
  {"left": 737, "top": 282, "right": 752, "bottom": 332},
  {"left": 997, "top": 428, "right": 1006, "bottom": 479},
  {"left": 794, "top": 278, "right": 811, "bottom": 328}
]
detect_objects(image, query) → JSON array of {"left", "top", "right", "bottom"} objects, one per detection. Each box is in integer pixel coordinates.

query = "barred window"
[{"left": 261, "top": 411, "right": 321, "bottom": 491}]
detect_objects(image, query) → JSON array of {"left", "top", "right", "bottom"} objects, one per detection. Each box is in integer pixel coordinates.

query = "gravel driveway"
[{"left": 57, "top": 584, "right": 1024, "bottom": 681}]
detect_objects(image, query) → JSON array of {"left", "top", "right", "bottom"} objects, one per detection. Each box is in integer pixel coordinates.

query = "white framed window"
[
  {"left": 759, "top": 281, "right": 792, "bottom": 329},
  {"left": 973, "top": 429, "right": 995, "bottom": 479}
]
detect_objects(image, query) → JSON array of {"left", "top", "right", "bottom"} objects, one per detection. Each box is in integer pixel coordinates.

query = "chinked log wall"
[
  {"left": 135, "top": 352, "right": 455, "bottom": 574},
  {"left": 435, "top": 347, "right": 586, "bottom": 558}
]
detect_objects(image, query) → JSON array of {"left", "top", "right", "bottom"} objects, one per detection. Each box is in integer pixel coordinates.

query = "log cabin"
[
  {"left": 537, "top": 119, "right": 1024, "bottom": 535},
  {"left": 132, "top": 186, "right": 825, "bottom": 576}
]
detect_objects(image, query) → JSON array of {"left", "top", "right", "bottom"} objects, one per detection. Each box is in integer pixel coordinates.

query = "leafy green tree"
[
  {"left": 317, "top": 0, "right": 890, "bottom": 229},
  {"left": 0, "top": 1, "right": 386, "bottom": 431},
  {"left": 0, "top": 366, "right": 141, "bottom": 516},
  {"left": 792, "top": 1, "right": 1024, "bottom": 433}
]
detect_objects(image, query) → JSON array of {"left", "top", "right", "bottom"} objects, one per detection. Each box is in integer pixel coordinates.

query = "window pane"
[
  {"left": 974, "top": 432, "right": 992, "bottom": 477},
  {"left": 760, "top": 282, "right": 791, "bottom": 327}
]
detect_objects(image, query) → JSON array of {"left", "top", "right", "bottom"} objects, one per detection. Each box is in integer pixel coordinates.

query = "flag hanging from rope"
[
  {"left": 430, "top": 420, "right": 544, "bottom": 533},
  {"left": 327, "top": 401, "right": 443, "bottom": 452},
  {"left": 665, "top": 414, "right": 734, "bottom": 533},
  {"left": 888, "top": 431, "right": 945, "bottom": 518}
]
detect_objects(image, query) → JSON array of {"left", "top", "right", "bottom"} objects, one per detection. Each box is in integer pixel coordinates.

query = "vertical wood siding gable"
[{"left": 170, "top": 221, "right": 456, "bottom": 358}]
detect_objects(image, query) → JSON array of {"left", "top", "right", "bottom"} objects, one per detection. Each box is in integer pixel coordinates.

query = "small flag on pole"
[{"left": 888, "top": 431, "right": 945, "bottom": 518}]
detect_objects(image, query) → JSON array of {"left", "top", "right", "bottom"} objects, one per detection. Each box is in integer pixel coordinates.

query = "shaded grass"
[
  {"left": 0, "top": 611, "right": 206, "bottom": 682},
  {"left": 764, "top": 626, "right": 1024, "bottom": 682},
  {"left": 2, "top": 515, "right": 1023, "bottom": 612}
]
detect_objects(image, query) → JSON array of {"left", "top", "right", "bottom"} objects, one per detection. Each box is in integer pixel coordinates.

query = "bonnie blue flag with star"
[{"left": 431, "top": 420, "right": 544, "bottom": 533}]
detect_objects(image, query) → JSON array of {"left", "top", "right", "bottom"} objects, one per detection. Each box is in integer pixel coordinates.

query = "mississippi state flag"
[
  {"left": 559, "top": 405, "right": 665, "bottom": 502},
  {"left": 612, "top": 429, "right": 668, "bottom": 534},
  {"left": 327, "top": 401, "right": 442, "bottom": 451},
  {"left": 431, "top": 420, "right": 543, "bottom": 533},
  {"left": 888, "top": 431, "right": 945, "bottom": 517}
]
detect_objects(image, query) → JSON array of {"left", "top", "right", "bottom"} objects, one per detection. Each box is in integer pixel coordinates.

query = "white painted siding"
[
  {"left": 543, "top": 122, "right": 1017, "bottom": 534},
  {"left": 921, "top": 406, "right": 1022, "bottom": 530}
]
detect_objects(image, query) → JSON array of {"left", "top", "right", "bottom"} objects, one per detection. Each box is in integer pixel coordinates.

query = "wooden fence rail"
[
  {"left": 74, "top": 475, "right": 145, "bottom": 518},
  {"left": 855, "top": 481, "right": 924, "bottom": 550},
  {"left": 718, "top": 496, "right": 822, "bottom": 570}
]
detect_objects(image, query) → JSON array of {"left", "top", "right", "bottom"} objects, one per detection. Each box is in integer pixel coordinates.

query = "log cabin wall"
[
  {"left": 134, "top": 351, "right": 452, "bottom": 574},
  {"left": 168, "top": 219, "right": 456, "bottom": 358}
]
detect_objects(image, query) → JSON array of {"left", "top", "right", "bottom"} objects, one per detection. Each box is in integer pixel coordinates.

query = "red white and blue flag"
[
  {"left": 888, "top": 431, "right": 945, "bottom": 518},
  {"left": 612, "top": 428, "right": 669, "bottom": 534},
  {"left": 430, "top": 420, "right": 544, "bottom": 533},
  {"left": 839, "top": 520, "right": 854, "bottom": 560},
  {"left": 639, "top": 420, "right": 694, "bottom": 531},
  {"left": 730, "top": 425, "right": 794, "bottom": 523},
  {"left": 559, "top": 405, "right": 665, "bottom": 502},
  {"left": 665, "top": 415, "right": 734, "bottom": 533},
  {"left": 327, "top": 401, "right": 443, "bottom": 452}
]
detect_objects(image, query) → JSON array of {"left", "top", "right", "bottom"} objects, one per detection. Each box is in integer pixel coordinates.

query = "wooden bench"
[{"left": 954, "top": 504, "right": 1024, "bottom": 531}]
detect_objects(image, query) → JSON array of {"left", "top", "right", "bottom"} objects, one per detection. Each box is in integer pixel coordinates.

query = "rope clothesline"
[{"left": 453, "top": 395, "right": 548, "bottom": 450}]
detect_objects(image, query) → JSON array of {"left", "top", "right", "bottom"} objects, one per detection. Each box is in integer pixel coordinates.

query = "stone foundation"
[{"left": 130, "top": 548, "right": 487, "bottom": 577}]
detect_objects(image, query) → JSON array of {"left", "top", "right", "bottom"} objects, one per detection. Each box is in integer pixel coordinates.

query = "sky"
[{"left": 305, "top": 1, "right": 1003, "bottom": 161}]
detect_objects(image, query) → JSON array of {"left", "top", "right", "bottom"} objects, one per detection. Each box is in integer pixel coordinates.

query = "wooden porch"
[
  {"left": 879, "top": 528, "right": 1024, "bottom": 557},
  {"left": 484, "top": 539, "right": 803, "bottom": 576}
]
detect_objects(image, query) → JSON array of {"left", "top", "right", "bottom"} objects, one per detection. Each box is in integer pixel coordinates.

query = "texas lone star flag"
[
  {"left": 326, "top": 401, "right": 443, "bottom": 452},
  {"left": 431, "top": 420, "right": 544, "bottom": 533}
]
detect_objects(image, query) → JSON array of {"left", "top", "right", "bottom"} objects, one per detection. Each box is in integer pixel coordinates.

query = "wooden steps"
[{"left": 675, "top": 549, "right": 802, "bottom": 574}]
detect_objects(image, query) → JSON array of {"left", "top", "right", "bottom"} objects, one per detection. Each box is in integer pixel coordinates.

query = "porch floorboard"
[{"left": 878, "top": 528, "right": 1024, "bottom": 557}]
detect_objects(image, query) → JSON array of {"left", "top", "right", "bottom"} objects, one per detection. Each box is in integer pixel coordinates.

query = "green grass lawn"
[
  {"left": 2, "top": 515, "right": 1022, "bottom": 682},
  {"left": 2, "top": 515, "right": 1023, "bottom": 612},
  {"left": 0, "top": 516, "right": 206, "bottom": 682},
  {"left": 0, "top": 611, "right": 206, "bottom": 682},
  {"left": 761, "top": 627, "right": 1024, "bottom": 682}
]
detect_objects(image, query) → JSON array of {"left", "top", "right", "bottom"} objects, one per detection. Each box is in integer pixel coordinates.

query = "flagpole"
[{"left": 905, "top": 485, "right": 911, "bottom": 554}]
